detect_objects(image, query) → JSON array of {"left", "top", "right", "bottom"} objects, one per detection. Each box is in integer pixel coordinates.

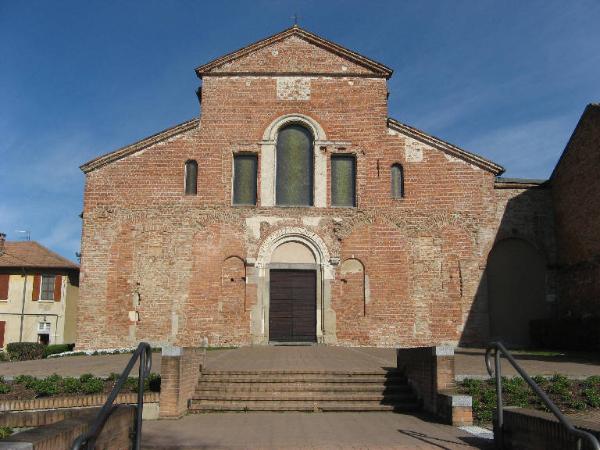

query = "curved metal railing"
[
  {"left": 71, "top": 342, "right": 153, "bottom": 450},
  {"left": 485, "top": 341, "right": 599, "bottom": 450}
]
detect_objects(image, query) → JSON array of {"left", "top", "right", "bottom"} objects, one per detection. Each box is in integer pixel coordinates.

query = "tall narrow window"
[
  {"left": 233, "top": 154, "right": 257, "bottom": 205},
  {"left": 391, "top": 163, "right": 404, "bottom": 198},
  {"left": 40, "top": 275, "right": 56, "bottom": 301},
  {"left": 276, "top": 124, "right": 313, "bottom": 206},
  {"left": 331, "top": 154, "right": 356, "bottom": 207},
  {"left": 184, "top": 160, "right": 198, "bottom": 195}
]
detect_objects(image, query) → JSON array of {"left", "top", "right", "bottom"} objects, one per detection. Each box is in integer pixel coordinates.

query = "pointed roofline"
[
  {"left": 549, "top": 103, "right": 600, "bottom": 181},
  {"left": 195, "top": 25, "right": 393, "bottom": 79},
  {"left": 81, "top": 118, "right": 199, "bottom": 174},
  {"left": 387, "top": 118, "right": 505, "bottom": 175}
]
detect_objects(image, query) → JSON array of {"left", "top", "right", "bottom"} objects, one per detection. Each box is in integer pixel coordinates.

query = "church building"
[{"left": 77, "top": 26, "right": 556, "bottom": 349}]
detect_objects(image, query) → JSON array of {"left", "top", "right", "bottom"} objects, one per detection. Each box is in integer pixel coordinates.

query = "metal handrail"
[
  {"left": 71, "top": 342, "right": 152, "bottom": 450},
  {"left": 485, "top": 341, "right": 600, "bottom": 450}
]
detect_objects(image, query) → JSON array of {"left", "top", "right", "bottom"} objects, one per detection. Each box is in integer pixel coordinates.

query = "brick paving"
[{"left": 142, "top": 412, "right": 493, "bottom": 449}]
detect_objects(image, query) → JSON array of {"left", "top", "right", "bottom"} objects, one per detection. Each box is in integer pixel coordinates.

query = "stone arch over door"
[
  {"left": 487, "top": 238, "right": 549, "bottom": 347},
  {"left": 251, "top": 227, "right": 336, "bottom": 344}
]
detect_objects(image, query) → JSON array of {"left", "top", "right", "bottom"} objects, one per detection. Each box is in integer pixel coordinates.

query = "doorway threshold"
[{"left": 269, "top": 341, "right": 316, "bottom": 346}]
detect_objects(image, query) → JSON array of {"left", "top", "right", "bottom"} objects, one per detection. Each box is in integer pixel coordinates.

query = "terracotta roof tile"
[{"left": 0, "top": 241, "right": 79, "bottom": 270}]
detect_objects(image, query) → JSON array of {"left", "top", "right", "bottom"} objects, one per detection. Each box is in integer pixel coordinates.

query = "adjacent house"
[
  {"left": 77, "top": 26, "right": 557, "bottom": 350},
  {"left": 0, "top": 233, "right": 79, "bottom": 348}
]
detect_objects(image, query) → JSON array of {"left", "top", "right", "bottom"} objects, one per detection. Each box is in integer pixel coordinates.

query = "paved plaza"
[
  {"left": 1, "top": 345, "right": 599, "bottom": 379},
  {"left": 141, "top": 412, "right": 493, "bottom": 449}
]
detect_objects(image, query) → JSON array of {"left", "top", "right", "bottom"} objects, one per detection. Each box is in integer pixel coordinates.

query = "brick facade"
[
  {"left": 552, "top": 104, "right": 600, "bottom": 318},
  {"left": 76, "top": 26, "right": 556, "bottom": 349}
]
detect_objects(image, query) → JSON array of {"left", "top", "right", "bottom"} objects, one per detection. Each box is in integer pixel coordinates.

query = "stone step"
[
  {"left": 198, "top": 375, "right": 405, "bottom": 384},
  {"left": 201, "top": 370, "right": 403, "bottom": 376},
  {"left": 195, "top": 383, "right": 412, "bottom": 393},
  {"left": 192, "top": 393, "right": 416, "bottom": 402},
  {"left": 189, "top": 401, "right": 420, "bottom": 412}
]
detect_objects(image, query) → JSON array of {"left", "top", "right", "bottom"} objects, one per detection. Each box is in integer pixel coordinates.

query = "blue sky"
[{"left": 1, "top": 1, "right": 599, "bottom": 261}]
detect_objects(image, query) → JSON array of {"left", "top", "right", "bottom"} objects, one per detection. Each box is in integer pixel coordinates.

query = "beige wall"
[{"left": 0, "top": 272, "right": 78, "bottom": 348}]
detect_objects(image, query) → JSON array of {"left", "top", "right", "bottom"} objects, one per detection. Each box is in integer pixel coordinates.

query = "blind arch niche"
[{"left": 276, "top": 124, "right": 314, "bottom": 206}]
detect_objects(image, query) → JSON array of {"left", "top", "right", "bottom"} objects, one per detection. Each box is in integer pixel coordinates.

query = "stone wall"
[
  {"left": 77, "top": 30, "right": 556, "bottom": 349},
  {"left": 552, "top": 104, "right": 600, "bottom": 318},
  {"left": 0, "top": 405, "right": 135, "bottom": 449}
]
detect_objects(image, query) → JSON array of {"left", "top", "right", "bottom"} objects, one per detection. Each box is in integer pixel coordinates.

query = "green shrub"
[
  {"left": 14, "top": 375, "right": 35, "bottom": 388},
  {"left": 6, "top": 342, "right": 45, "bottom": 361},
  {"left": 80, "top": 378, "right": 104, "bottom": 395},
  {"left": 43, "top": 343, "right": 75, "bottom": 358},
  {"left": 0, "top": 351, "right": 9, "bottom": 362},
  {"left": 0, "top": 427, "right": 12, "bottom": 439},
  {"left": 107, "top": 372, "right": 121, "bottom": 382},
  {"left": 61, "top": 377, "right": 82, "bottom": 394},
  {"left": 32, "top": 378, "right": 59, "bottom": 397},
  {"left": 0, "top": 377, "right": 11, "bottom": 394},
  {"left": 79, "top": 373, "right": 94, "bottom": 383}
]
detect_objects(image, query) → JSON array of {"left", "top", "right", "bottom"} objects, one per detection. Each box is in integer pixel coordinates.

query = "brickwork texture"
[{"left": 76, "top": 27, "right": 556, "bottom": 349}]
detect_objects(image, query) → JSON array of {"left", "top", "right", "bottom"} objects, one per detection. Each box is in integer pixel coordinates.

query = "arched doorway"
[
  {"left": 270, "top": 241, "right": 317, "bottom": 342},
  {"left": 253, "top": 227, "right": 335, "bottom": 345},
  {"left": 487, "top": 238, "right": 548, "bottom": 347}
]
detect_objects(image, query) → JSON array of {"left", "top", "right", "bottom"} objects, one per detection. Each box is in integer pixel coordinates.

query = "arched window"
[
  {"left": 276, "top": 124, "right": 314, "bottom": 206},
  {"left": 184, "top": 160, "right": 198, "bottom": 195},
  {"left": 391, "top": 163, "right": 404, "bottom": 198}
]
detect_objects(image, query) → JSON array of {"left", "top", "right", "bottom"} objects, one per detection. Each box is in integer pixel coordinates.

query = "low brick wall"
[
  {"left": 0, "top": 392, "right": 159, "bottom": 413},
  {"left": 396, "top": 345, "right": 472, "bottom": 426},
  {"left": 159, "top": 345, "right": 203, "bottom": 418},
  {"left": 0, "top": 405, "right": 135, "bottom": 449},
  {"left": 501, "top": 407, "right": 600, "bottom": 450},
  {"left": 0, "top": 393, "right": 160, "bottom": 428}
]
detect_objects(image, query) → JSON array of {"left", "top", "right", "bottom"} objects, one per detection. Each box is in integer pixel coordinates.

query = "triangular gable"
[
  {"left": 81, "top": 118, "right": 199, "bottom": 174},
  {"left": 196, "top": 26, "right": 393, "bottom": 78},
  {"left": 387, "top": 118, "right": 504, "bottom": 175}
]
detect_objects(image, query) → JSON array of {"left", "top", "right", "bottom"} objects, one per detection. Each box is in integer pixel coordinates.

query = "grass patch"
[{"left": 459, "top": 375, "right": 600, "bottom": 424}]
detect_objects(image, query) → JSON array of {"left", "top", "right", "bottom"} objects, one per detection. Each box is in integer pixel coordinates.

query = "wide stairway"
[{"left": 189, "top": 369, "right": 420, "bottom": 412}]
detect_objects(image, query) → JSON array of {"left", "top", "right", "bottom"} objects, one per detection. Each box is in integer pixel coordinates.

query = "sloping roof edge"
[
  {"left": 549, "top": 103, "right": 600, "bottom": 181},
  {"left": 387, "top": 118, "right": 505, "bottom": 175},
  {"left": 0, "top": 241, "right": 79, "bottom": 270},
  {"left": 195, "top": 25, "right": 393, "bottom": 79},
  {"left": 494, "top": 177, "right": 549, "bottom": 189},
  {"left": 81, "top": 118, "right": 199, "bottom": 174}
]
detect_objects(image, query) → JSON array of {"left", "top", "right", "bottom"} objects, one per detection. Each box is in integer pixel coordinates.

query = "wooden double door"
[{"left": 269, "top": 270, "right": 316, "bottom": 343}]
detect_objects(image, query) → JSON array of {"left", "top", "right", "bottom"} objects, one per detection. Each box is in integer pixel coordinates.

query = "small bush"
[
  {"left": 0, "top": 377, "right": 11, "bottom": 394},
  {"left": 0, "top": 351, "right": 9, "bottom": 362},
  {"left": 79, "top": 373, "right": 94, "bottom": 383},
  {"left": 14, "top": 375, "right": 35, "bottom": 387},
  {"left": 32, "top": 378, "right": 59, "bottom": 397},
  {"left": 107, "top": 372, "right": 120, "bottom": 382},
  {"left": 0, "top": 427, "right": 12, "bottom": 439},
  {"left": 6, "top": 342, "right": 45, "bottom": 361},
  {"left": 61, "top": 377, "right": 82, "bottom": 394},
  {"left": 43, "top": 344, "right": 75, "bottom": 358},
  {"left": 80, "top": 378, "right": 104, "bottom": 395}
]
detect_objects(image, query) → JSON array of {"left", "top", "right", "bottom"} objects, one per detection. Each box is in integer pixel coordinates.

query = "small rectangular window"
[
  {"left": 40, "top": 275, "right": 55, "bottom": 301},
  {"left": 331, "top": 154, "right": 356, "bottom": 207},
  {"left": 233, "top": 154, "right": 258, "bottom": 205}
]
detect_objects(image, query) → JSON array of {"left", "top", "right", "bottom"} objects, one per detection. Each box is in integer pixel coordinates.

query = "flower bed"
[
  {"left": 0, "top": 373, "right": 160, "bottom": 401},
  {"left": 458, "top": 375, "right": 600, "bottom": 424}
]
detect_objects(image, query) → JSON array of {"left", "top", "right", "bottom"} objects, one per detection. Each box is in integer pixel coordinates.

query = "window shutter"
[
  {"left": 0, "top": 274, "right": 8, "bottom": 300},
  {"left": 32, "top": 275, "right": 41, "bottom": 301},
  {"left": 54, "top": 275, "right": 62, "bottom": 302}
]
